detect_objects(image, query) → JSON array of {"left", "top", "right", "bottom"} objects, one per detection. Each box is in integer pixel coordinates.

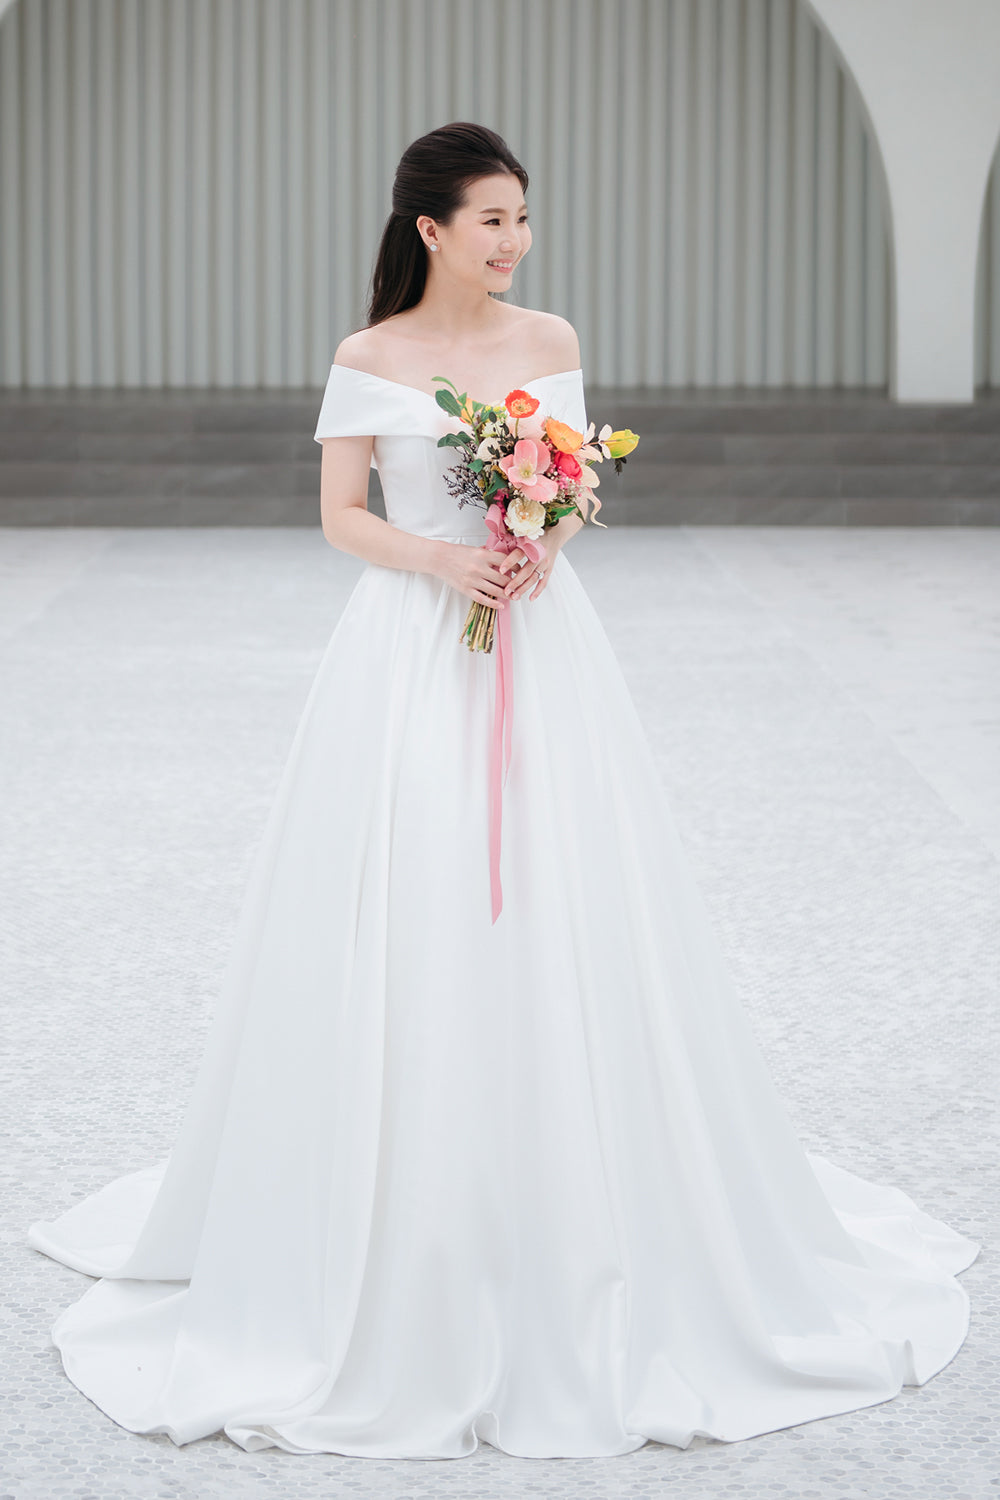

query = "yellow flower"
[{"left": 605, "top": 428, "right": 639, "bottom": 459}]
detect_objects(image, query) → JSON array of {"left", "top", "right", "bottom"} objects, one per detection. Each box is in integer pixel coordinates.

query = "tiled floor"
[{"left": 1, "top": 526, "right": 996, "bottom": 1500}]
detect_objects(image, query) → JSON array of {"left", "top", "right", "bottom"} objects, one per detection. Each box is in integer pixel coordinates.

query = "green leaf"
[
  {"left": 435, "top": 388, "right": 464, "bottom": 418},
  {"left": 436, "top": 432, "right": 469, "bottom": 449}
]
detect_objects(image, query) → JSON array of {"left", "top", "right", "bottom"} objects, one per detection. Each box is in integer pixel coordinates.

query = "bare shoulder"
[
  {"left": 332, "top": 326, "right": 389, "bottom": 374},
  {"left": 511, "top": 308, "right": 581, "bottom": 372}
]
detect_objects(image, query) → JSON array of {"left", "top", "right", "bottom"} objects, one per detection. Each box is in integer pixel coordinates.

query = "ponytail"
[
  {"left": 368, "top": 211, "right": 427, "bottom": 325},
  {"left": 364, "top": 122, "right": 528, "bottom": 327}
]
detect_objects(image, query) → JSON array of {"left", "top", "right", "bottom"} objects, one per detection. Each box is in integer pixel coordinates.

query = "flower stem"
[{"left": 461, "top": 599, "right": 497, "bottom": 653}]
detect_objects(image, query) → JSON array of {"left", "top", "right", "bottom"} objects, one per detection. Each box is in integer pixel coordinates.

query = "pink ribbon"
[{"left": 483, "top": 502, "right": 546, "bottom": 923}]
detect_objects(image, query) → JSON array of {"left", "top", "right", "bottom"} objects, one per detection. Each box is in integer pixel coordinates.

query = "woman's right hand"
[{"left": 433, "top": 542, "right": 513, "bottom": 608}]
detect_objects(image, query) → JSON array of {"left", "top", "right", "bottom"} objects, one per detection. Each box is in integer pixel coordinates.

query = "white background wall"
[
  {"left": 808, "top": 0, "right": 1000, "bottom": 401},
  {"left": 0, "top": 0, "right": 903, "bottom": 391}
]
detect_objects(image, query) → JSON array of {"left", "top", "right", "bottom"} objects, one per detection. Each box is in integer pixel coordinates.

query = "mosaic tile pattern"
[{"left": 1, "top": 526, "right": 995, "bottom": 1500}]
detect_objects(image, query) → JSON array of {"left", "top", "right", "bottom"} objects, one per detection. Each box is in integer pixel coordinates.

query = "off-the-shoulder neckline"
[{"left": 328, "top": 363, "right": 583, "bottom": 408}]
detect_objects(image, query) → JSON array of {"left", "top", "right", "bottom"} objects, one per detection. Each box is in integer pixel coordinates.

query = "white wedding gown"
[{"left": 29, "top": 365, "right": 979, "bottom": 1460}]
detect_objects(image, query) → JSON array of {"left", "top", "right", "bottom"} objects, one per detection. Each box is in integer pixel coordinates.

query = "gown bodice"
[{"left": 313, "top": 365, "right": 588, "bottom": 542}]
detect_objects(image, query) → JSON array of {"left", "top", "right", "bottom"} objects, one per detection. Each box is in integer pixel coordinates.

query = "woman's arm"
[
  {"left": 319, "top": 432, "right": 438, "bottom": 568},
  {"left": 319, "top": 435, "right": 512, "bottom": 609}
]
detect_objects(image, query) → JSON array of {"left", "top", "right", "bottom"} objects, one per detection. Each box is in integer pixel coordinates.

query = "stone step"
[
  {"left": 592, "top": 493, "right": 1000, "bottom": 526},
  {"left": 0, "top": 387, "right": 997, "bottom": 524},
  {"left": 2, "top": 388, "right": 998, "bottom": 435},
  {"left": 2, "top": 458, "right": 998, "bottom": 500},
  {"left": 3, "top": 427, "right": 1000, "bottom": 467},
  {"left": 590, "top": 388, "right": 1000, "bottom": 435}
]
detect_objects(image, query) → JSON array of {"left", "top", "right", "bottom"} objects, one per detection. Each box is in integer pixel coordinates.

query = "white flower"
[
  {"left": 475, "top": 435, "right": 498, "bottom": 461},
  {"left": 506, "top": 494, "right": 546, "bottom": 540}
]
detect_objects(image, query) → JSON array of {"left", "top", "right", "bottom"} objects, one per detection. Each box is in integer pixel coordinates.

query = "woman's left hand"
[{"left": 498, "top": 536, "right": 557, "bottom": 602}]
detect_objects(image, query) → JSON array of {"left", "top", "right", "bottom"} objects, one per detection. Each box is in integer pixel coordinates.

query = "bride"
[{"left": 28, "top": 121, "right": 979, "bottom": 1461}]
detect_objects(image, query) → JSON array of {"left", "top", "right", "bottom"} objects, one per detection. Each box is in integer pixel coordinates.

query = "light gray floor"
[{"left": 1, "top": 526, "right": 996, "bottom": 1500}]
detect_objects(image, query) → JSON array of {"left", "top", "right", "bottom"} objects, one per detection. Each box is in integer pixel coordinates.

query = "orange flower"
[
  {"left": 544, "top": 417, "right": 584, "bottom": 454},
  {"left": 504, "top": 389, "right": 540, "bottom": 419}
]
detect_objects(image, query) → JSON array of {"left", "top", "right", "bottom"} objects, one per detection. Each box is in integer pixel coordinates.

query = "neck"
[{"left": 412, "top": 268, "right": 506, "bottom": 340}]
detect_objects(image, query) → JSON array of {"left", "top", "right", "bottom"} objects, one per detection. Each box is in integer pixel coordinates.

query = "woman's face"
[{"left": 421, "top": 172, "right": 531, "bottom": 291}]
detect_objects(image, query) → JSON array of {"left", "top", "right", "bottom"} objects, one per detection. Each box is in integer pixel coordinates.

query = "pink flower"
[{"left": 498, "top": 438, "right": 558, "bottom": 504}]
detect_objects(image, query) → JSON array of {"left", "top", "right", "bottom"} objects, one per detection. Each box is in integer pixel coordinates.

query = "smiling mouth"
[{"left": 487, "top": 260, "right": 515, "bottom": 272}]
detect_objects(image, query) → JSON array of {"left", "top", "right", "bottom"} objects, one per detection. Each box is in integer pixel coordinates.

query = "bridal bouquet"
[{"left": 433, "top": 377, "right": 639, "bottom": 652}]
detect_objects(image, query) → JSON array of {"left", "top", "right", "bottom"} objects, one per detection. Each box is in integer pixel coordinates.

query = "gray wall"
[{"left": 3, "top": 0, "right": 988, "bottom": 391}]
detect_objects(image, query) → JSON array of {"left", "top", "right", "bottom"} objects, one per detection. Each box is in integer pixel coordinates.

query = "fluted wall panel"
[
  {"left": 0, "top": 0, "right": 894, "bottom": 389},
  {"left": 975, "top": 144, "right": 1000, "bottom": 390}
]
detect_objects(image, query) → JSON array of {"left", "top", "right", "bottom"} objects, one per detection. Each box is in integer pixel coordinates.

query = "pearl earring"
[{"left": 430, "top": 245, "right": 438, "bottom": 251}]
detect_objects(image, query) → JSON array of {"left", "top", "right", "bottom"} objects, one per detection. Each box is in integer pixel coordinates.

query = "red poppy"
[{"left": 504, "top": 389, "right": 540, "bottom": 418}]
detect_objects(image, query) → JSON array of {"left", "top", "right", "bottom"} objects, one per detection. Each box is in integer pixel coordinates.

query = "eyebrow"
[{"left": 478, "top": 205, "right": 528, "bottom": 213}]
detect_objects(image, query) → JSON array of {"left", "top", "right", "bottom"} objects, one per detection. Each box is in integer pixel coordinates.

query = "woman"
[{"left": 29, "top": 122, "right": 978, "bottom": 1461}]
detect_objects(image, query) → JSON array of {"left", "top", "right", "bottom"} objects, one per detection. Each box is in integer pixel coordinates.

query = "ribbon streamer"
[{"left": 483, "top": 502, "right": 546, "bottom": 923}]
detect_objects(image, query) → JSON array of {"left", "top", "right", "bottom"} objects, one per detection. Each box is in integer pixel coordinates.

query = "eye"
[{"left": 486, "top": 215, "right": 529, "bottom": 225}]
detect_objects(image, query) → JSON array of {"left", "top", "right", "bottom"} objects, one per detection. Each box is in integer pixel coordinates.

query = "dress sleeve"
[
  {"left": 314, "top": 363, "right": 448, "bottom": 470},
  {"left": 314, "top": 365, "right": 370, "bottom": 443},
  {"left": 313, "top": 364, "right": 433, "bottom": 437}
]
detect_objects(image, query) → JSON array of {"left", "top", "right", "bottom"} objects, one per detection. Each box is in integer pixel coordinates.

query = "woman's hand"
[
  {"left": 498, "top": 509, "right": 586, "bottom": 601},
  {"left": 497, "top": 532, "right": 559, "bottom": 603},
  {"left": 433, "top": 542, "right": 512, "bottom": 608}
]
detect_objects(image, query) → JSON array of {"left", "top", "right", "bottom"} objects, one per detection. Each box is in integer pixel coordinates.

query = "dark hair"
[{"left": 365, "top": 122, "right": 529, "bottom": 326}]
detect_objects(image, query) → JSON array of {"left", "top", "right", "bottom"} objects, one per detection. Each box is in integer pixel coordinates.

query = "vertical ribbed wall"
[
  {"left": 1, "top": 0, "right": 898, "bottom": 389},
  {"left": 975, "top": 144, "right": 1000, "bottom": 390}
]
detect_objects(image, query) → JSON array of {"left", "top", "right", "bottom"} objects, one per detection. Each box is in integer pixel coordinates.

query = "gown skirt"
[{"left": 28, "top": 365, "right": 979, "bottom": 1459}]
